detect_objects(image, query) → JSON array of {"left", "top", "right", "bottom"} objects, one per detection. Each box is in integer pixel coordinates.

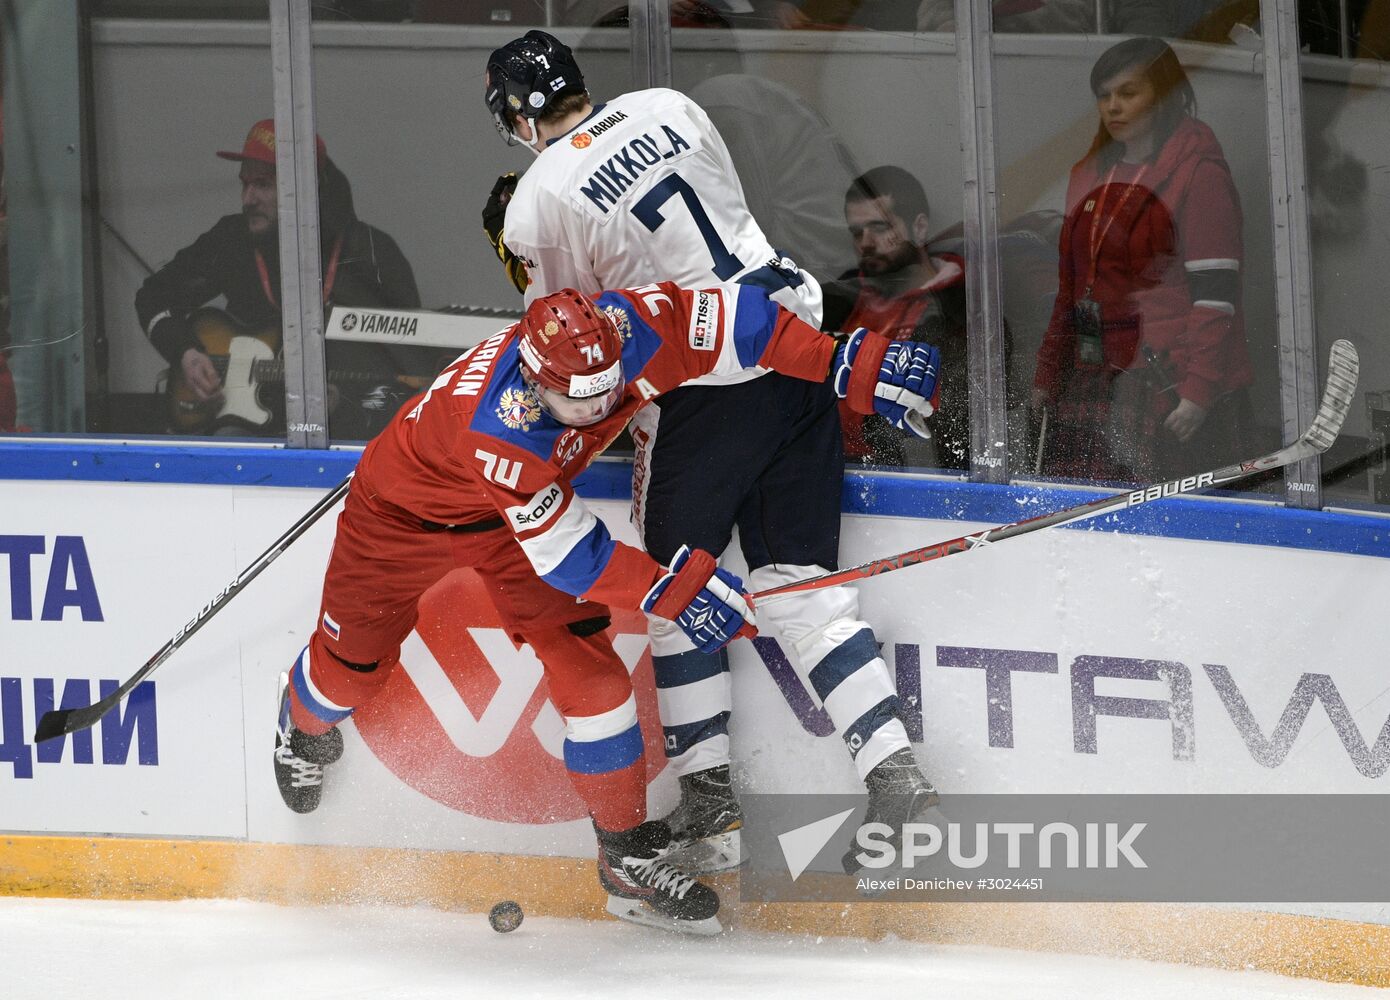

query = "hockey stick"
[
  {"left": 751, "top": 339, "right": 1359, "bottom": 604},
  {"left": 32, "top": 474, "right": 354, "bottom": 744}
]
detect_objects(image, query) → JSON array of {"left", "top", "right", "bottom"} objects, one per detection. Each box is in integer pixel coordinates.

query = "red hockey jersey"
[{"left": 357, "top": 281, "right": 834, "bottom": 611}]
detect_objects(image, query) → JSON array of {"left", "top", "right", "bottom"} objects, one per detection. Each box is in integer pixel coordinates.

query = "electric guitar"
[{"left": 166, "top": 308, "right": 430, "bottom": 433}]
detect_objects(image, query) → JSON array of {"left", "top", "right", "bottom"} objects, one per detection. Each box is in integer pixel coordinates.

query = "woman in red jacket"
[{"left": 1030, "top": 36, "right": 1253, "bottom": 482}]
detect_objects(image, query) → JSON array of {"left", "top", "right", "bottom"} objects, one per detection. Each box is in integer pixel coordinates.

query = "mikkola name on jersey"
[{"left": 578, "top": 124, "right": 693, "bottom": 214}]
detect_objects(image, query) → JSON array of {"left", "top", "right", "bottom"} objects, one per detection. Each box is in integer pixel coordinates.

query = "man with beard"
[
  {"left": 823, "top": 166, "right": 985, "bottom": 469},
  {"left": 135, "top": 119, "right": 421, "bottom": 438}
]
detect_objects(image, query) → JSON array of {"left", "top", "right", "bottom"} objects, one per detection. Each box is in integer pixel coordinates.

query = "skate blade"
[
  {"left": 665, "top": 829, "right": 744, "bottom": 875},
  {"left": 604, "top": 895, "right": 723, "bottom": 936}
]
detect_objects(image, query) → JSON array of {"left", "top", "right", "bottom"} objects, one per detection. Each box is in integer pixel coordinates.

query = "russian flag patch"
[{"left": 321, "top": 611, "right": 341, "bottom": 641}]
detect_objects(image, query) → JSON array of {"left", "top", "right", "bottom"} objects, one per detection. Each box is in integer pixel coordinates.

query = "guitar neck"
[{"left": 251, "top": 361, "right": 394, "bottom": 386}]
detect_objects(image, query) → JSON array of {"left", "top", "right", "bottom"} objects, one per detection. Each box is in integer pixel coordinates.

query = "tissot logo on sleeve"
[{"left": 688, "top": 291, "right": 720, "bottom": 352}]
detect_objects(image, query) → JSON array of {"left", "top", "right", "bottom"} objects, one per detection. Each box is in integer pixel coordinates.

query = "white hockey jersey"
[{"left": 504, "top": 88, "right": 823, "bottom": 387}]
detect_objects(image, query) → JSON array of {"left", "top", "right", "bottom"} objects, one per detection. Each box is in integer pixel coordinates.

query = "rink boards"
[{"left": 3, "top": 446, "right": 1390, "bottom": 983}]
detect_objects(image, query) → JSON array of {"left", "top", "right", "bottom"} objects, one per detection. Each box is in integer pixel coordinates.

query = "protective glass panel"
[
  {"left": 310, "top": 11, "right": 636, "bottom": 443},
  {"left": 999, "top": 26, "right": 1281, "bottom": 495},
  {"left": 83, "top": 3, "right": 279, "bottom": 439},
  {"left": 4, "top": 2, "right": 95, "bottom": 435},
  {"left": 671, "top": 9, "right": 963, "bottom": 473},
  {"left": 1300, "top": 6, "right": 1390, "bottom": 511}
]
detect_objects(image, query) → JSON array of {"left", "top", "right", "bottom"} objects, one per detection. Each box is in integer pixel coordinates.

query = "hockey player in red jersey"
[{"left": 273, "top": 280, "right": 940, "bottom": 935}]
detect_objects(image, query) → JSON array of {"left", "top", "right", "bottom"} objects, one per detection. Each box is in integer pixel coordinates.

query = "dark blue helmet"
[{"left": 484, "top": 31, "right": 586, "bottom": 146}]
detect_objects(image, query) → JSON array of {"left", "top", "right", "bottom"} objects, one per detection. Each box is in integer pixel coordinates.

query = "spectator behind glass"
[
  {"left": 918, "top": 0, "right": 1095, "bottom": 32},
  {"left": 822, "top": 166, "right": 996, "bottom": 470},
  {"left": 134, "top": 119, "right": 421, "bottom": 438},
  {"left": 1029, "top": 37, "right": 1253, "bottom": 483}
]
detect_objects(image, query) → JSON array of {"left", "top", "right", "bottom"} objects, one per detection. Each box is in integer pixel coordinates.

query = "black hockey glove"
[
  {"left": 482, "top": 172, "right": 529, "bottom": 296},
  {"left": 482, "top": 172, "right": 516, "bottom": 244}
]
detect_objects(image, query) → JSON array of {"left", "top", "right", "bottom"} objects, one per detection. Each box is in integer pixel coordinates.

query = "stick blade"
[
  {"left": 33, "top": 709, "right": 75, "bottom": 744},
  {"left": 33, "top": 702, "right": 107, "bottom": 744},
  {"left": 1305, "top": 339, "right": 1360, "bottom": 452}
]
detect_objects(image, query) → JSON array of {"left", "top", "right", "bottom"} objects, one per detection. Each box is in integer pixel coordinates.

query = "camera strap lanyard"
[
  {"left": 1083, "top": 162, "right": 1149, "bottom": 298},
  {"left": 256, "top": 233, "right": 344, "bottom": 311}
]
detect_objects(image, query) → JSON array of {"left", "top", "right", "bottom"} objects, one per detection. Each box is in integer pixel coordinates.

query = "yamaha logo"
[{"left": 340, "top": 312, "right": 358, "bottom": 332}]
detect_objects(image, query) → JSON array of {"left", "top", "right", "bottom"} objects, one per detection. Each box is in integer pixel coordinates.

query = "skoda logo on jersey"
[
  {"left": 497, "top": 386, "right": 542, "bottom": 431},
  {"left": 340, "top": 312, "right": 359, "bottom": 332},
  {"left": 351, "top": 573, "right": 668, "bottom": 824},
  {"left": 509, "top": 485, "right": 563, "bottom": 529}
]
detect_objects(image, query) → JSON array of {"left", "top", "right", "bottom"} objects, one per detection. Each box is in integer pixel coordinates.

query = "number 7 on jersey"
[{"left": 631, "top": 173, "right": 745, "bottom": 281}]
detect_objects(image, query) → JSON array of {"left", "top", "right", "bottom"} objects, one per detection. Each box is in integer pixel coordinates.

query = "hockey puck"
[{"left": 488, "top": 900, "right": 524, "bottom": 933}]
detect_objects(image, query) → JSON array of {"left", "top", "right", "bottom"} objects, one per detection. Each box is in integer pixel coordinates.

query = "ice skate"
[
  {"left": 597, "top": 820, "right": 723, "bottom": 936},
  {"left": 274, "top": 671, "right": 343, "bottom": 814},
  {"left": 842, "top": 748, "right": 940, "bottom": 881},
  {"left": 660, "top": 764, "right": 744, "bottom": 874}
]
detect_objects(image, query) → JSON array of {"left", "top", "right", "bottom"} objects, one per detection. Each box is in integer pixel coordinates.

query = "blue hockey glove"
[
  {"left": 640, "top": 546, "right": 757, "bottom": 653},
  {"left": 832, "top": 327, "right": 941, "bottom": 439}
]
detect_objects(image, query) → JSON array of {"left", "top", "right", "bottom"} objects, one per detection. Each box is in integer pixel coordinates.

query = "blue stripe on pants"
[
  {"left": 842, "top": 696, "right": 901, "bottom": 758},
  {"left": 652, "top": 647, "right": 729, "bottom": 689},
  {"left": 563, "top": 723, "right": 645, "bottom": 775},
  {"left": 806, "top": 627, "right": 879, "bottom": 701},
  {"left": 291, "top": 657, "right": 352, "bottom": 726},
  {"left": 662, "top": 712, "right": 730, "bottom": 759}
]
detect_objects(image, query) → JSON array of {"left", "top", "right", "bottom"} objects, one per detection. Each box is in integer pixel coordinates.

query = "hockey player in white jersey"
[{"left": 483, "top": 30, "right": 938, "bottom": 873}]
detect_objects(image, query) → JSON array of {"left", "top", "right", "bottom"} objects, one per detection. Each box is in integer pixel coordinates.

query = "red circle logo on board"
[{"left": 352, "top": 569, "right": 665, "bottom": 824}]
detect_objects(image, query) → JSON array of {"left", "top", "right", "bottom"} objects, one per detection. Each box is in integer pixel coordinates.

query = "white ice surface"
[{"left": 0, "top": 897, "right": 1383, "bottom": 1000}]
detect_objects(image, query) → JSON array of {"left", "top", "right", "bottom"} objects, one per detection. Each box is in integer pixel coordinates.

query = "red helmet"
[{"left": 517, "top": 289, "right": 623, "bottom": 398}]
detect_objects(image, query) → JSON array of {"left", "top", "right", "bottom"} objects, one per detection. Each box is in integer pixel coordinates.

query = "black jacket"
[{"left": 135, "top": 159, "right": 420, "bottom": 367}]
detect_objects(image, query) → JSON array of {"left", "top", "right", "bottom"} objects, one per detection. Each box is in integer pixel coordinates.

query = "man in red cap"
[
  {"left": 215, "top": 118, "right": 326, "bottom": 246},
  {"left": 135, "top": 119, "right": 420, "bottom": 437}
]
